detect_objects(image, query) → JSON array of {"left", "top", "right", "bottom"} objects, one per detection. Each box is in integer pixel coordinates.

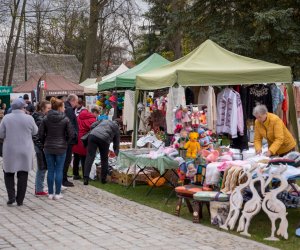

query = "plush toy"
[
  {"left": 184, "top": 132, "right": 201, "bottom": 159},
  {"left": 186, "top": 162, "right": 197, "bottom": 180},
  {"left": 199, "top": 110, "right": 207, "bottom": 126},
  {"left": 218, "top": 151, "right": 234, "bottom": 162},
  {"left": 198, "top": 128, "right": 213, "bottom": 149},
  {"left": 181, "top": 107, "right": 191, "bottom": 123},
  {"left": 201, "top": 149, "right": 219, "bottom": 163},
  {"left": 147, "top": 95, "right": 153, "bottom": 107},
  {"left": 191, "top": 107, "right": 200, "bottom": 128},
  {"left": 177, "top": 129, "right": 189, "bottom": 149}
]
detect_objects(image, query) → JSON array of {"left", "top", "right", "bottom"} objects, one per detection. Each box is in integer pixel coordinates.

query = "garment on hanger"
[
  {"left": 123, "top": 90, "right": 135, "bottom": 132},
  {"left": 197, "top": 86, "right": 217, "bottom": 133},
  {"left": 270, "top": 84, "right": 284, "bottom": 112},
  {"left": 293, "top": 85, "right": 300, "bottom": 118},
  {"left": 282, "top": 86, "right": 288, "bottom": 126},
  {"left": 246, "top": 84, "right": 273, "bottom": 119},
  {"left": 166, "top": 86, "right": 186, "bottom": 134},
  {"left": 216, "top": 88, "right": 244, "bottom": 138}
]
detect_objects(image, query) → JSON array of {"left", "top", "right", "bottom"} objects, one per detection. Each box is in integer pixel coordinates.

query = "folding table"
[{"left": 117, "top": 150, "right": 179, "bottom": 195}]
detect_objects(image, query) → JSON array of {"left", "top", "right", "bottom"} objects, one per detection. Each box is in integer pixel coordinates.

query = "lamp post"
[{"left": 24, "top": 8, "right": 28, "bottom": 81}]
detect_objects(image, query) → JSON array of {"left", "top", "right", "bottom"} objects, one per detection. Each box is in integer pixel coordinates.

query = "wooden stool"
[
  {"left": 174, "top": 185, "right": 203, "bottom": 217},
  {"left": 193, "top": 191, "right": 229, "bottom": 224}
]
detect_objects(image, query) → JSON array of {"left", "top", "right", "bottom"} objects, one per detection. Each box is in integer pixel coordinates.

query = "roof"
[
  {"left": 13, "top": 73, "right": 84, "bottom": 96},
  {"left": 82, "top": 64, "right": 129, "bottom": 94},
  {"left": 98, "top": 53, "right": 170, "bottom": 91},
  {"left": 136, "top": 40, "right": 292, "bottom": 90},
  {"left": 0, "top": 53, "right": 85, "bottom": 86}
]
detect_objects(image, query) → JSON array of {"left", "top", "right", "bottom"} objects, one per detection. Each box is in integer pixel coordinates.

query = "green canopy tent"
[
  {"left": 136, "top": 40, "right": 292, "bottom": 90},
  {"left": 133, "top": 40, "right": 296, "bottom": 147},
  {"left": 98, "top": 53, "right": 170, "bottom": 91}
]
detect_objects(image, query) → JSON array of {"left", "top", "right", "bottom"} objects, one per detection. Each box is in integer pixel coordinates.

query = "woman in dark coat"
[
  {"left": 32, "top": 100, "right": 51, "bottom": 196},
  {"left": 39, "top": 98, "right": 74, "bottom": 200}
]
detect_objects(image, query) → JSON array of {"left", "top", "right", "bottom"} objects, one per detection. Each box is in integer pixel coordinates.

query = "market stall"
[
  {"left": 110, "top": 39, "right": 300, "bottom": 240},
  {"left": 81, "top": 63, "right": 129, "bottom": 95},
  {"left": 0, "top": 86, "right": 12, "bottom": 108},
  {"left": 14, "top": 73, "right": 84, "bottom": 99}
]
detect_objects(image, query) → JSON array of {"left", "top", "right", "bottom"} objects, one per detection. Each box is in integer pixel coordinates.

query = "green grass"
[{"left": 87, "top": 179, "right": 300, "bottom": 250}]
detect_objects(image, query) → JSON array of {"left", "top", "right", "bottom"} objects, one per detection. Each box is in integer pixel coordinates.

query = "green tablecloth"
[{"left": 117, "top": 150, "right": 179, "bottom": 175}]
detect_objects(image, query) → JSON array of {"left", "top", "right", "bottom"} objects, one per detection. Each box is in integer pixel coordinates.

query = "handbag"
[{"left": 81, "top": 131, "right": 91, "bottom": 148}]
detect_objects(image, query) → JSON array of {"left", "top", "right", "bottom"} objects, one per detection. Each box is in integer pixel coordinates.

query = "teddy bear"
[
  {"left": 177, "top": 129, "right": 189, "bottom": 149},
  {"left": 184, "top": 132, "right": 201, "bottom": 159},
  {"left": 198, "top": 128, "right": 213, "bottom": 149},
  {"left": 191, "top": 107, "right": 200, "bottom": 128}
]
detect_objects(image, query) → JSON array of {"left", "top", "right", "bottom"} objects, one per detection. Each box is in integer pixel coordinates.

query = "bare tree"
[
  {"left": 2, "top": 0, "right": 21, "bottom": 86},
  {"left": 8, "top": 0, "right": 27, "bottom": 86},
  {"left": 80, "top": 0, "right": 110, "bottom": 82}
]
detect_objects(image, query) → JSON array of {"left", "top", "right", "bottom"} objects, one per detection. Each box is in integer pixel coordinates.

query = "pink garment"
[{"left": 293, "top": 86, "right": 300, "bottom": 117}]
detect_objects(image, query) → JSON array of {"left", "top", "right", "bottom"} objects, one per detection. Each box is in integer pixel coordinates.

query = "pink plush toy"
[
  {"left": 201, "top": 149, "right": 219, "bottom": 163},
  {"left": 218, "top": 151, "right": 233, "bottom": 162}
]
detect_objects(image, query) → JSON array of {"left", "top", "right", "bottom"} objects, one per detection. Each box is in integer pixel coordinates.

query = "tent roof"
[
  {"left": 80, "top": 78, "right": 97, "bottom": 87},
  {"left": 98, "top": 53, "right": 170, "bottom": 91},
  {"left": 83, "top": 63, "right": 129, "bottom": 94},
  {"left": 136, "top": 40, "right": 292, "bottom": 90},
  {"left": 14, "top": 73, "right": 84, "bottom": 96}
]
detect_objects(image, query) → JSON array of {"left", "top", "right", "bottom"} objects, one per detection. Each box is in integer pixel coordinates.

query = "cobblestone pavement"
[{"left": 0, "top": 159, "right": 277, "bottom": 250}]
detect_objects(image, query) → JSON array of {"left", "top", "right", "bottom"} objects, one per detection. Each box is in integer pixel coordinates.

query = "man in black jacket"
[
  {"left": 84, "top": 120, "right": 120, "bottom": 185},
  {"left": 63, "top": 94, "right": 78, "bottom": 187},
  {"left": 23, "top": 94, "right": 35, "bottom": 115}
]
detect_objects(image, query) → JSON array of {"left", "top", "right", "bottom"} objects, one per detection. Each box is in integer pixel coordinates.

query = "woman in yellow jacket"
[{"left": 253, "top": 105, "right": 296, "bottom": 157}]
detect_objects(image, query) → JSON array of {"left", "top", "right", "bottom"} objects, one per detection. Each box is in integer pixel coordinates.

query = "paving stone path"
[{"left": 0, "top": 159, "right": 277, "bottom": 250}]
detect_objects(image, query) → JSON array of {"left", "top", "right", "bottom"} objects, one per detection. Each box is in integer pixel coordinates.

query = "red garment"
[
  {"left": 72, "top": 109, "right": 96, "bottom": 155},
  {"left": 282, "top": 87, "right": 288, "bottom": 126}
]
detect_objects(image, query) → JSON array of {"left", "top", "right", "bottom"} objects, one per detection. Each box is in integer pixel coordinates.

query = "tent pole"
[{"left": 132, "top": 89, "right": 140, "bottom": 148}]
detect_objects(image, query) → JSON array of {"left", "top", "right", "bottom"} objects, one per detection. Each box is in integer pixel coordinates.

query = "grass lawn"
[{"left": 87, "top": 179, "right": 300, "bottom": 250}]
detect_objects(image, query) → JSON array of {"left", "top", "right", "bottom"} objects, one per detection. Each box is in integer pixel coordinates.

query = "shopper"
[
  {"left": 75, "top": 98, "right": 85, "bottom": 117},
  {"left": 39, "top": 97, "right": 74, "bottom": 200},
  {"left": 32, "top": 100, "right": 51, "bottom": 196},
  {"left": 0, "top": 98, "right": 38, "bottom": 206},
  {"left": 23, "top": 94, "right": 35, "bottom": 115},
  {"left": 84, "top": 119, "right": 120, "bottom": 185},
  {"left": 72, "top": 106, "right": 100, "bottom": 179},
  {"left": 63, "top": 94, "right": 78, "bottom": 187},
  {"left": 253, "top": 104, "right": 296, "bottom": 157}
]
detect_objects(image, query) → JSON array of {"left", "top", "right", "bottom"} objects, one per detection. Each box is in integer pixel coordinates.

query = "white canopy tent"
[{"left": 81, "top": 63, "right": 129, "bottom": 94}]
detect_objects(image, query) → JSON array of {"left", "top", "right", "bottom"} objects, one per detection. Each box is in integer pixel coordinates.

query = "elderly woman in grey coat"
[{"left": 0, "top": 98, "right": 38, "bottom": 206}]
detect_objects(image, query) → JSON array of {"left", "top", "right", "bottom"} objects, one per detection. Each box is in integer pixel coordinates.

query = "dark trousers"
[
  {"left": 4, "top": 171, "right": 28, "bottom": 204},
  {"left": 63, "top": 145, "right": 73, "bottom": 182},
  {"left": 84, "top": 135, "right": 109, "bottom": 180},
  {"left": 73, "top": 153, "right": 86, "bottom": 176}
]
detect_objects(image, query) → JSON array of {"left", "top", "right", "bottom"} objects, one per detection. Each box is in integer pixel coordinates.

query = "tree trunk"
[
  {"left": 80, "top": 0, "right": 109, "bottom": 83},
  {"left": 8, "top": 0, "right": 27, "bottom": 86},
  {"left": 36, "top": 10, "right": 41, "bottom": 53},
  {"left": 2, "top": 0, "right": 20, "bottom": 86}
]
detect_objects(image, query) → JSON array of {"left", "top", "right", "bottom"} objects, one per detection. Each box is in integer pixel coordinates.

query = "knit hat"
[{"left": 11, "top": 98, "right": 28, "bottom": 110}]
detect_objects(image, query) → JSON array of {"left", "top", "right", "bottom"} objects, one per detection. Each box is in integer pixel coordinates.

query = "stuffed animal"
[
  {"left": 177, "top": 129, "right": 189, "bottom": 149},
  {"left": 218, "top": 151, "right": 233, "bottom": 162},
  {"left": 186, "top": 162, "right": 197, "bottom": 180},
  {"left": 201, "top": 149, "right": 219, "bottom": 163},
  {"left": 199, "top": 110, "right": 207, "bottom": 126},
  {"left": 184, "top": 132, "right": 201, "bottom": 159},
  {"left": 198, "top": 128, "right": 213, "bottom": 149},
  {"left": 191, "top": 107, "right": 200, "bottom": 128}
]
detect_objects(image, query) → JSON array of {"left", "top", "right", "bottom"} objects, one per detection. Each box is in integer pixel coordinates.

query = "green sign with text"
[{"left": 0, "top": 86, "right": 12, "bottom": 96}]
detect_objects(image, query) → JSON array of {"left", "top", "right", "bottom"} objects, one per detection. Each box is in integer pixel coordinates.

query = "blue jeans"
[
  {"left": 44, "top": 152, "right": 66, "bottom": 195},
  {"left": 35, "top": 146, "right": 47, "bottom": 193}
]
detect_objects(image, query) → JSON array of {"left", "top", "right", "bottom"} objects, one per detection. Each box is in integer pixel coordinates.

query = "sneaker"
[
  {"left": 73, "top": 175, "right": 82, "bottom": 180},
  {"left": 61, "top": 185, "right": 68, "bottom": 191},
  {"left": 7, "top": 199, "right": 15, "bottom": 206},
  {"left": 83, "top": 177, "right": 89, "bottom": 186},
  {"left": 35, "top": 191, "right": 48, "bottom": 196},
  {"left": 54, "top": 194, "right": 63, "bottom": 200},
  {"left": 48, "top": 194, "right": 54, "bottom": 200},
  {"left": 62, "top": 180, "right": 74, "bottom": 187}
]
